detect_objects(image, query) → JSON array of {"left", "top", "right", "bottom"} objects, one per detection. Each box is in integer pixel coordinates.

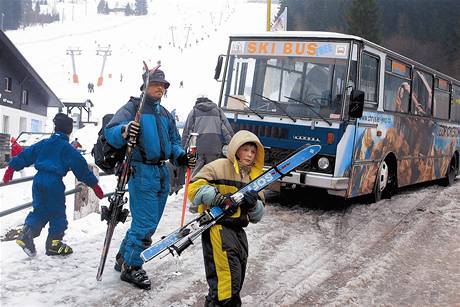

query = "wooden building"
[{"left": 0, "top": 30, "right": 63, "bottom": 138}]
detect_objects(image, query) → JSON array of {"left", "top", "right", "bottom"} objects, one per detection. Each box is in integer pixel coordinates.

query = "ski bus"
[{"left": 213, "top": 31, "right": 460, "bottom": 201}]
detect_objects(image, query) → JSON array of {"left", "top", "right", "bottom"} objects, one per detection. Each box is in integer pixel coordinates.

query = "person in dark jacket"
[
  {"left": 2, "top": 113, "right": 104, "bottom": 257},
  {"left": 180, "top": 95, "right": 234, "bottom": 177},
  {"left": 105, "top": 68, "right": 195, "bottom": 290},
  {"left": 169, "top": 96, "right": 234, "bottom": 195}
]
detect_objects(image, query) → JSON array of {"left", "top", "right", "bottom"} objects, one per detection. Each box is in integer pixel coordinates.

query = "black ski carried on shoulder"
[{"left": 96, "top": 62, "right": 161, "bottom": 281}]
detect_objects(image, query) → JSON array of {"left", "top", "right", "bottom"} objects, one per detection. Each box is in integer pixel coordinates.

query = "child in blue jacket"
[{"left": 2, "top": 113, "right": 104, "bottom": 257}]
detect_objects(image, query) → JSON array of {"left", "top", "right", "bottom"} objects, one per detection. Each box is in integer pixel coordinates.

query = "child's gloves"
[
  {"left": 212, "top": 193, "right": 238, "bottom": 216},
  {"left": 92, "top": 183, "right": 104, "bottom": 199},
  {"left": 2, "top": 167, "right": 14, "bottom": 184},
  {"left": 240, "top": 191, "right": 258, "bottom": 210}
]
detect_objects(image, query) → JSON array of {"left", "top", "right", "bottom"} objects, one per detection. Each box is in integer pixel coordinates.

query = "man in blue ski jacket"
[
  {"left": 105, "top": 68, "right": 195, "bottom": 290},
  {"left": 2, "top": 113, "right": 104, "bottom": 257}
]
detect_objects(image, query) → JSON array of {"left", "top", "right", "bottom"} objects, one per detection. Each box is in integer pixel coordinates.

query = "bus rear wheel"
[{"left": 441, "top": 157, "right": 456, "bottom": 187}]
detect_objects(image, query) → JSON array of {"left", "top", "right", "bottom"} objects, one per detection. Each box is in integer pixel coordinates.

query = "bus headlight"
[{"left": 317, "top": 157, "right": 330, "bottom": 170}]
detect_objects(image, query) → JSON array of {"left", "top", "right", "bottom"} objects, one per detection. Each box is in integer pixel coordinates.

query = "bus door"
[{"left": 348, "top": 49, "right": 384, "bottom": 198}]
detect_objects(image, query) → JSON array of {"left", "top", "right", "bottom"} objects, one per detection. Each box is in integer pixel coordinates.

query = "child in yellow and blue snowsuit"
[
  {"left": 2, "top": 113, "right": 104, "bottom": 257},
  {"left": 188, "top": 130, "right": 265, "bottom": 306}
]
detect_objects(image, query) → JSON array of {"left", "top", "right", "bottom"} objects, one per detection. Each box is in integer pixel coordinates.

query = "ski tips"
[
  {"left": 308, "top": 144, "right": 321, "bottom": 154},
  {"left": 142, "top": 61, "right": 161, "bottom": 75}
]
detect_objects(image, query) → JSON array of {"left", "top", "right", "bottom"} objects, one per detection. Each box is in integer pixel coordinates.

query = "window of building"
[
  {"left": 359, "top": 53, "right": 379, "bottom": 108},
  {"left": 21, "top": 90, "right": 29, "bottom": 105},
  {"left": 2, "top": 115, "right": 9, "bottom": 134},
  {"left": 31, "top": 119, "right": 41, "bottom": 132},
  {"left": 20, "top": 117, "right": 27, "bottom": 133},
  {"left": 4, "top": 77, "right": 12, "bottom": 92},
  {"left": 383, "top": 58, "right": 411, "bottom": 113},
  {"left": 411, "top": 69, "right": 433, "bottom": 116},
  {"left": 452, "top": 84, "right": 460, "bottom": 123}
]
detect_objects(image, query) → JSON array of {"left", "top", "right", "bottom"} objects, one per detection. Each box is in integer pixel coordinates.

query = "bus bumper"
[{"left": 280, "top": 171, "right": 349, "bottom": 196}]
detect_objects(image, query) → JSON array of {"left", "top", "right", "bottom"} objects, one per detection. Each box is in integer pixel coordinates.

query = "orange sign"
[{"left": 230, "top": 40, "right": 349, "bottom": 58}]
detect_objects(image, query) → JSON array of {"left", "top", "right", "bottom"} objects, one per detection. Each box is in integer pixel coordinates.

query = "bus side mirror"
[
  {"left": 214, "top": 55, "right": 224, "bottom": 81},
  {"left": 348, "top": 89, "right": 364, "bottom": 118}
]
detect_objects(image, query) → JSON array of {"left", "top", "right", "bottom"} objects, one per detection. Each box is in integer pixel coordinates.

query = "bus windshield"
[{"left": 222, "top": 40, "right": 350, "bottom": 121}]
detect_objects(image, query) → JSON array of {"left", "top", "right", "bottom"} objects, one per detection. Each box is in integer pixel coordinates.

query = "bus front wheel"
[
  {"left": 371, "top": 159, "right": 396, "bottom": 203},
  {"left": 441, "top": 157, "right": 456, "bottom": 187}
]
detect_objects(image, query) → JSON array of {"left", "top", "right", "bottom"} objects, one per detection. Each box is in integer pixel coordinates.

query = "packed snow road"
[
  {"left": 1, "top": 180, "right": 459, "bottom": 306},
  {"left": 244, "top": 183, "right": 460, "bottom": 306},
  {"left": 94, "top": 180, "right": 460, "bottom": 306}
]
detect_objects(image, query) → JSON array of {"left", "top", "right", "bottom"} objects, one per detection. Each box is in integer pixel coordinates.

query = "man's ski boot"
[
  {"left": 16, "top": 225, "right": 37, "bottom": 257},
  {"left": 45, "top": 237, "right": 73, "bottom": 256},
  {"left": 114, "top": 252, "right": 124, "bottom": 272},
  {"left": 120, "top": 265, "right": 151, "bottom": 290}
]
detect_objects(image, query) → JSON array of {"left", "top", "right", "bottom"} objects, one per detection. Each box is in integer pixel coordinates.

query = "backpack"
[
  {"left": 92, "top": 114, "right": 127, "bottom": 174},
  {"left": 92, "top": 98, "right": 143, "bottom": 174}
]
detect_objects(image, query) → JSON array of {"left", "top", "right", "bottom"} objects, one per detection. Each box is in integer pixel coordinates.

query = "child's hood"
[{"left": 227, "top": 130, "right": 264, "bottom": 175}]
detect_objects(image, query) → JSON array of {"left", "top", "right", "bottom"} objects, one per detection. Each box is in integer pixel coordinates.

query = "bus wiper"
[
  {"left": 254, "top": 93, "right": 296, "bottom": 122},
  {"left": 284, "top": 96, "right": 332, "bottom": 126},
  {"left": 225, "top": 94, "right": 264, "bottom": 119}
]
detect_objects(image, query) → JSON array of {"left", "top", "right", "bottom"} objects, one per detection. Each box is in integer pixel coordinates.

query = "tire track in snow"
[{"left": 242, "top": 187, "right": 444, "bottom": 305}]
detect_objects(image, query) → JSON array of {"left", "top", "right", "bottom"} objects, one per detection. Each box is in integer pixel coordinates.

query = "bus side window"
[
  {"left": 383, "top": 58, "right": 411, "bottom": 113},
  {"left": 452, "top": 84, "right": 460, "bottom": 122},
  {"left": 433, "top": 78, "right": 450, "bottom": 120},
  {"left": 411, "top": 70, "right": 434, "bottom": 116},
  {"left": 359, "top": 53, "right": 379, "bottom": 109}
]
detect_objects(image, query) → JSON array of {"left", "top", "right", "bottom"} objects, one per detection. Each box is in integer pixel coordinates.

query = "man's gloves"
[
  {"left": 178, "top": 153, "right": 197, "bottom": 168},
  {"left": 2, "top": 167, "right": 14, "bottom": 184},
  {"left": 212, "top": 193, "right": 238, "bottom": 216},
  {"left": 240, "top": 191, "right": 259, "bottom": 210},
  {"left": 122, "top": 121, "right": 140, "bottom": 140},
  {"left": 92, "top": 183, "right": 104, "bottom": 199},
  {"left": 186, "top": 154, "right": 197, "bottom": 168}
]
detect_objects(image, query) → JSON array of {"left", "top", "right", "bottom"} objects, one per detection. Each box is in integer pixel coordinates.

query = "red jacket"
[{"left": 11, "top": 142, "right": 23, "bottom": 157}]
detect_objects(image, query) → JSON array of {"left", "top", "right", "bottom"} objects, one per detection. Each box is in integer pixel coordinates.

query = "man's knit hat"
[{"left": 53, "top": 113, "right": 73, "bottom": 134}]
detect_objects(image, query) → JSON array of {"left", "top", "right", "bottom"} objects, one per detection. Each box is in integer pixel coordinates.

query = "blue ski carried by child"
[{"left": 141, "top": 143, "right": 321, "bottom": 263}]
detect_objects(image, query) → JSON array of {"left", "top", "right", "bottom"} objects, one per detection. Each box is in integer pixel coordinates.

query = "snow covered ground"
[{"left": 1, "top": 1, "right": 460, "bottom": 306}]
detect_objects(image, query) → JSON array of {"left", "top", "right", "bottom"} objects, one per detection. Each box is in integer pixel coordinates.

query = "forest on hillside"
[{"left": 276, "top": 0, "right": 460, "bottom": 80}]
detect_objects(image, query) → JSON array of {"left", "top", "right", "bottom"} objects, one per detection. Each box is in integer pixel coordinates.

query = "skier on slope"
[
  {"left": 2, "top": 113, "right": 104, "bottom": 257},
  {"left": 187, "top": 130, "right": 265, "bottom": 306}
]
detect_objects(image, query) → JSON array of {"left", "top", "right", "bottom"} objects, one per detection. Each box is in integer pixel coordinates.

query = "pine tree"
[
  {"left": 0, "top": 0, "right": 20, "bottom": 30},
  {"left": 346, "top": 0, "right": 381, "bottom": 43},
  {"left": 134, "top": 0, "right": 148, "bottom": 16},
  {"left": 22, "top": 0, "right": 34, "bottom": 27}
]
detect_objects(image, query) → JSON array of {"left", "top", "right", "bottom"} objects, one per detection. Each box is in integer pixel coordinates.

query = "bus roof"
[
  {"left": 229, "top": 31, "right": 364, "bottom": 41},
  {"left": 229, "top": 31, "right": 460, "bottom": 84}
]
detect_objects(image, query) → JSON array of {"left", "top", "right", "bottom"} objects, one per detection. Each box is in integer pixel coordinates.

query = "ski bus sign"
[{"left": 230, "top": 40, "right": 349, "bottom": 58}]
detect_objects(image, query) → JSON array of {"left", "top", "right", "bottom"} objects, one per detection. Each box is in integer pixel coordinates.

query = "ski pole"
[{"left": 181, "top": 133, "right": 198, "bottom": 227}]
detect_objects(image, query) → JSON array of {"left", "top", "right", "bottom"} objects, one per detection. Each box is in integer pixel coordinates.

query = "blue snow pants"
[
  {"left": 25, "top": 172, "right": 67, "bottom": 239},
  {"left": 119, "top": 162, "right": 170, "bottom": 267}
]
